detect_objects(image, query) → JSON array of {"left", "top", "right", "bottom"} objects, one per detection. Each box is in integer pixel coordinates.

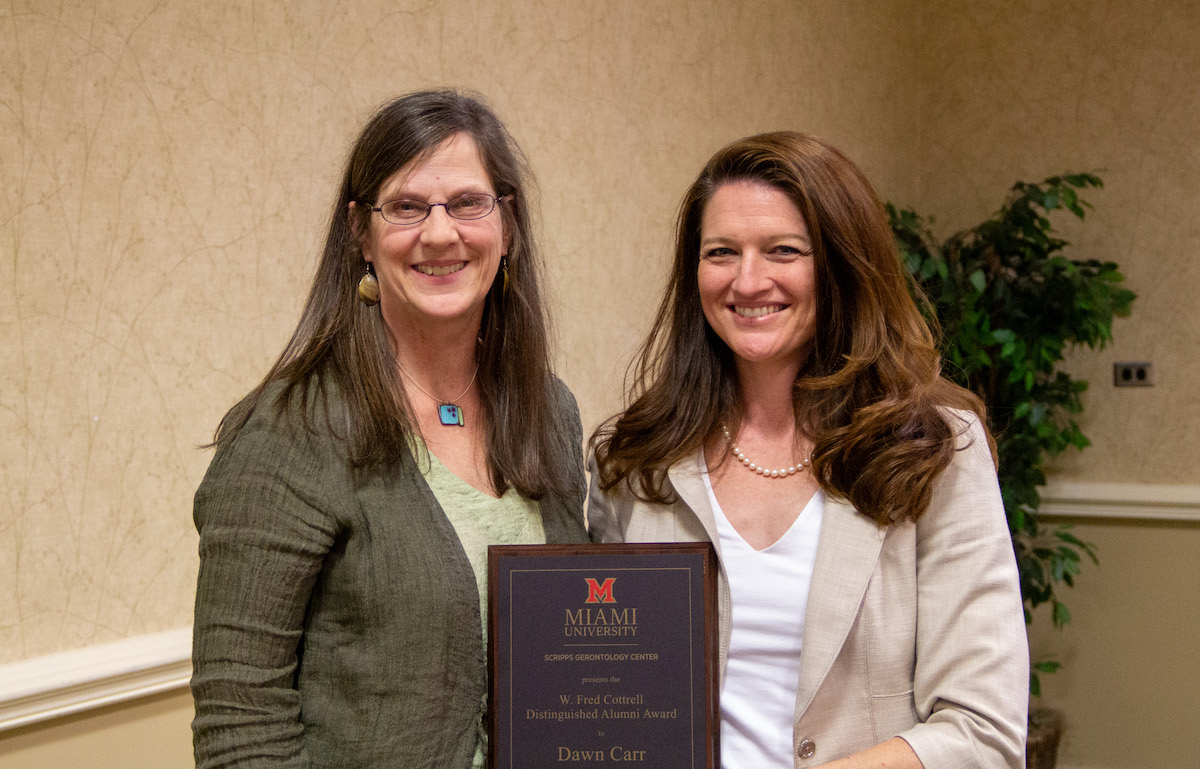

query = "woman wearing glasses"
[
  {"left": 588, "top": 133, "right": 1027, "bottom": 768},
  {"left": 191, "top": 90, "right": 587, "bottom": 768}
]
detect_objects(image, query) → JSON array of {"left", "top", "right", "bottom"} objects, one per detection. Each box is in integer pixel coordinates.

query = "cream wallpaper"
[
  {"left": 3, "top": 1, "right": 1199, "bottom": 768},
  {"left": 0, "top": 0, "right": 920, "bottom": 663},
  {"left": 913, "top": 0, "right": 1200, "bottom": 485},
  {"left": 911, "top": 3, "right": 1200, "bottom": 766}
]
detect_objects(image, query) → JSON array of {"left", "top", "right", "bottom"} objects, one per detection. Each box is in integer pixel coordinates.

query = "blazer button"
[{"left": 798, "top": 738, "right": 816, "bottom": 759}]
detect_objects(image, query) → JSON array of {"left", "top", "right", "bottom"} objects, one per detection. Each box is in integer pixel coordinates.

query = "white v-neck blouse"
[{"left": 702, "top": 463, "right": 825, "bottom": 769}]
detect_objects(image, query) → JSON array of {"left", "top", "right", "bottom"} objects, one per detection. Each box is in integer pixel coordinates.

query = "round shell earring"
[{"left": 358, "top": 265, "right": 380, "bottom": 306}]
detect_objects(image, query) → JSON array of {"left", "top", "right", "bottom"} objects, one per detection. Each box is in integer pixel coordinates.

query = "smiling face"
[
  {"left": 358, "top": 132, "right": 509, "bottom": 338},
  {"left": 697, "top": 180, "right": 817, "bottom": 374}
]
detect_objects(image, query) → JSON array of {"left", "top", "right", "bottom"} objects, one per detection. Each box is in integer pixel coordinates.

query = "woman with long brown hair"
[
  {"left": 191, "top": 90, "right": 587, "bottom": 768},
  {"left": 589, "top": 132, "right": 1027, "bottom": 768}
]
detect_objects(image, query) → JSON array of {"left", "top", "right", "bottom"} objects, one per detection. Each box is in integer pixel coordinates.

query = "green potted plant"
[{"left": 887, "top": 174, "right": 1135, "bottom": 768}]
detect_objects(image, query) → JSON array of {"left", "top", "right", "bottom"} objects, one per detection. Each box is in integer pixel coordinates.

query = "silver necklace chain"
[
  {"left": 398, "top": 361, "right": 479, "bottom": 405},
  {"left": 722, "top": 425, "right": 812, "bottom": 479}
]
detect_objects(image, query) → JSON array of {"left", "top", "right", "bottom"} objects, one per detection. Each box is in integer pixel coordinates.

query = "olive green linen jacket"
[
  {"left": 191, "top": 379, "right": 588, "bottom": 768},
  {"left": 587, "top": 413, "right": 1028, "bottom": 768}
]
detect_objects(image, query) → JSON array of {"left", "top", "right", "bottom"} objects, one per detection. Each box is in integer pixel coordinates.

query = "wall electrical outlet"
[{"left": 1113, "top": 362, "right": 1154, "bottom": 387}]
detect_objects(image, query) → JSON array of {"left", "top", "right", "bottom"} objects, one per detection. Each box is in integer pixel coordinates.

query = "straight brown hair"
[
  {"left": 591, "top": 132, "right": 992, "bottom": 524},
  {"left": 213, "top": 90, "right": 577, "bottom": 500}
]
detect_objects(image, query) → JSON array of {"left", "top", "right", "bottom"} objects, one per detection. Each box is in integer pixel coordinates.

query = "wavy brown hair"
[
  {"left": 213, "top": 89, "right": 577, "bottom": 499},
  {"left": 591, "top": 132, "right": 993, "bottom": 523}
]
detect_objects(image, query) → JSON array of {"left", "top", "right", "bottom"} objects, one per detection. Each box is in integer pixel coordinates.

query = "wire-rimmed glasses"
[{"left": 369, "top": 193, "right": 511, "bottom": 225}]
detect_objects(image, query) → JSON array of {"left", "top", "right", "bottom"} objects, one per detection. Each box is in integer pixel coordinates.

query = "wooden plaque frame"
[{"left": 487, "top": 542, "right": 719, "bottom": 769}]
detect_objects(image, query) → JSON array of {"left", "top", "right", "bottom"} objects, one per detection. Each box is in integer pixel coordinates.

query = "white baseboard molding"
[
  {"left": 0, "top": 627, "right": 192, "bottom": 732},
  {"left": 1040, "top": 480, "right": 1200, "bottom": 522},
  {"left": 0, "top": 481, "right": 1195, "bottom": 734}
]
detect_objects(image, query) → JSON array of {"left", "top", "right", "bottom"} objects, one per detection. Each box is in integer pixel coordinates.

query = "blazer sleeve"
[
  {"left": 190, "top": 406, "right": 343, "bottom": 768},
  {"left": 897, "top": 414, "right": 1029, "bottom": 769}
]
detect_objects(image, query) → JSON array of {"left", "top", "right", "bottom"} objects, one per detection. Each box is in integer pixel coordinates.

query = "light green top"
[
  {"left": 413, "top": 439, "right": 546, "bottom": 635},
  {"left": 412, "top": 438, "right": 546, "bottom": 769}
]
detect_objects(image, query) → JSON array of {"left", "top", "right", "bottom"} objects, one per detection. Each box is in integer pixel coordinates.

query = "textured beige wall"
[
  {"left": 915, "top": 3, "right": 1200, "bottom": 767},
  {"left": 0, "top": 689, "right": 192, "bottom": 768},
  {"left": 5, "top": 1, "right": 1196, "bottom": 767},
  {"left": 0, "top": 0, "right": 920, "bottom": 662},
  {"left": 913, "top": 0, "right": 1200, "bottom": 485},
  {"left": 1028, "top": 517, "right": 1200, "bottom": 769}
]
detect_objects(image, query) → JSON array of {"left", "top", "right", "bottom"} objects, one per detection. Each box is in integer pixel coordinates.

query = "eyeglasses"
[{"left": 368, "top": 193, "right": 511, "bottom": 225}]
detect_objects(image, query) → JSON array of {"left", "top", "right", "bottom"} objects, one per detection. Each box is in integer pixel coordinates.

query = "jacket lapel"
[
  {"left": 667, "top": 457, "right": 885, "bottom": 704},
  {"left": 668, "top": 457, "right": 721, "bottom": 552},
  {"left": 795, "top": 495, "right": 886, "bottom": 716}
]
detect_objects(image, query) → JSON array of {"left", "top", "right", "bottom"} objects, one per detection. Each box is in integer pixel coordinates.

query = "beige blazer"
[{"left": 587, "top": 414, "right": 1027, "bottom": 768}]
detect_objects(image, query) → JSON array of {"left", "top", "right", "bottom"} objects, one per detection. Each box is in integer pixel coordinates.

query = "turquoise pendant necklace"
[{"left": 398, "top": 362, "right": 479, "bottom": 427}]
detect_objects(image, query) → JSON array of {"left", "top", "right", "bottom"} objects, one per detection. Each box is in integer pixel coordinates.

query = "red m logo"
[{"left": 584, "top": 577, "right": 616, "bottom": 604}]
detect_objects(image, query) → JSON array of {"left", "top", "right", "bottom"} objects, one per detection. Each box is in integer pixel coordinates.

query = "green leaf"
[
  {"left": 888, "top": 171, "right": 1131, "bottom": 683},
  {"left": 1052, "top": 601, "right": 1071, "bottom": 628}
]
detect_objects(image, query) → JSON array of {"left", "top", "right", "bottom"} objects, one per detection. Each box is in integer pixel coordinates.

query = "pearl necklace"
[{"left": 722, "top": 425, "right": 812, "bottom": 479}]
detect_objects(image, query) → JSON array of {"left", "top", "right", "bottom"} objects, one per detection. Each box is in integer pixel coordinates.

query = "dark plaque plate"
[{"left": 488, "top": 543, "right": 718, "bottom": 769}]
